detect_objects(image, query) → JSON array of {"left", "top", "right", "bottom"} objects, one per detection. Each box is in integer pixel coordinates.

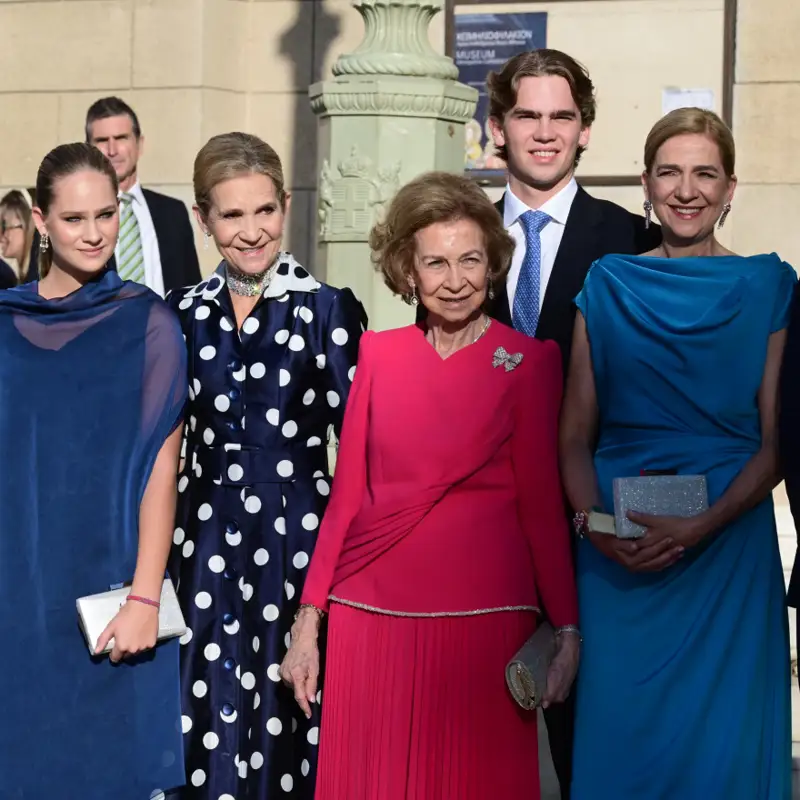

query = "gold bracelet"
[{"left": 294, "top": 603, "right": 325, "bottom": 622}]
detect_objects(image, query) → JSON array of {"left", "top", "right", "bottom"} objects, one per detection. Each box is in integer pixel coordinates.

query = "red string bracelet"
[{"left": 128, "top": 594, "right": 161, "bottom": 610}]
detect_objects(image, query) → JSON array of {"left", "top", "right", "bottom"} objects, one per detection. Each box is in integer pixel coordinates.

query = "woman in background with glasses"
[{"left": 0, "top": 190, "right": 35, "bottom": 287}]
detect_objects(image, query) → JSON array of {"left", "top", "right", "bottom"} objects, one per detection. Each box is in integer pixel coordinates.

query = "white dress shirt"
[
  {"left": 116, "top": 181, "right": 164, "bottom": 297},
  {"left": 503, "top": 177, "right": 579, "bottom": 315}
]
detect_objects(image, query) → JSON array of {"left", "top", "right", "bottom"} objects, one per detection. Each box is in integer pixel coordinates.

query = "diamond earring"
[
  {"left": 488, "top": 281, "right": 495, "bottom": 300},
  {"left": 39, "top": 233, "right": 50, "bottom": 252},
  {"left": 203, "top": 232, "right": 210, "bottom": 250},
  {"left": 643, "top": 200, "right": 653, "bottom": 230},
  {"left": 718, "top": 202, "right": 731, "bottom": 229}
]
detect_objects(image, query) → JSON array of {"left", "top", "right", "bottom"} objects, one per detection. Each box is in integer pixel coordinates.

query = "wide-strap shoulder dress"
[
  {"left": 302, "top": 320, "right": 578, "bottom": 800},
  {"left": 571, "top": 253, "right": 796, "bottom": 799}
]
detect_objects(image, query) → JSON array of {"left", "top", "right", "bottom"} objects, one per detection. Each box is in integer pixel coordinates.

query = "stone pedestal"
[{"left": 310, "top": 0, "right": 477, "bottom": 331}]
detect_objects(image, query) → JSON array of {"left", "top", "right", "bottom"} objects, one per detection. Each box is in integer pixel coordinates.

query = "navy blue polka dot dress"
[{"left": 166, "top": 255, "right": 366, "bottom": 799}]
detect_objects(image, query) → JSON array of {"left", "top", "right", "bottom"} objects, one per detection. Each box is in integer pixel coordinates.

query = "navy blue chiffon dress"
[{"left": 0, "top": 271, "right": 187, "bottom": 798}]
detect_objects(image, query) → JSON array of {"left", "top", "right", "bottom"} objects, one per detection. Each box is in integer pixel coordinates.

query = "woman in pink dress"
[{"left": 281, "top": 171, "right": 580, "bottom": 799}]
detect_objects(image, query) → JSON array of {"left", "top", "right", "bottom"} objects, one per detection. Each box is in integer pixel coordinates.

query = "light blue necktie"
[{"left": 512, "top": 209, "right": 551, "bottom": 337}]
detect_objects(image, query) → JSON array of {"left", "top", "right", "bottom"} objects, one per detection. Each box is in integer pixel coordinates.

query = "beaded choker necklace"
[{"left": 225, "top": 262, "right": 278, "bottom": 297}]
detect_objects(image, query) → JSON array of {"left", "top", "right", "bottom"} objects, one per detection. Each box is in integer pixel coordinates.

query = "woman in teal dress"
[{"left": 561, "top": 108, "right": 795, "bottom": 798}]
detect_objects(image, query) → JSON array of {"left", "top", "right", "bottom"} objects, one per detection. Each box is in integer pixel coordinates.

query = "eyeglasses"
[{"left": 0, "top": 222, "right": 23, "bottom": 235}]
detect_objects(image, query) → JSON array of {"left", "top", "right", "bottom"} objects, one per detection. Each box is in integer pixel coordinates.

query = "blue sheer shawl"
[{"left": 0, "top": 270, "right": 188, "bottom": 798}]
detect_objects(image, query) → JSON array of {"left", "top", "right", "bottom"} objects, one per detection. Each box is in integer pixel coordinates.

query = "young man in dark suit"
[
  {"left": 485, "top": 50, "right": 660, "bottom": 797},
  {"left": 485, "top": 50, "right": 659, "bottom": 371},
  {"left": 79, "top": 96, "right": 201, "bottom": 295}
]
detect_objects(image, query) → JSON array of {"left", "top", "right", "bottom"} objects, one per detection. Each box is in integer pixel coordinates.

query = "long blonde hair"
[{"left": 0, "top": 190, "right": 35, "bottom": 281}]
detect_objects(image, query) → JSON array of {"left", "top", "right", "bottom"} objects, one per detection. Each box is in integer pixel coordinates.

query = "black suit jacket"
[
  {"left": 26, "top": 188, "right": 201, "bottom": 292},
  {"left": 488, "top": 186, "right": 661, "bottom": 373},
  {"left": 779, "top": 282, "right": 800, "bottom": 606}
]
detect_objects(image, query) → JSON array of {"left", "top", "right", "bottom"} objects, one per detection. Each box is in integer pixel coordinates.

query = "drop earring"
[
  {"left": 488, "top": 280, "right": 495, "bottom": 300},
  {"left": 643, "top": 200, "right": 653, "bottom": 229},
  {"left": 39, "top": 233, "right": 50, "bottom": 252},
  {"left": 203, "top": 232, "right": 210, "bottom": 250},
  {"left": 718, "top": 202, "right": 731, "bottom": 229}
]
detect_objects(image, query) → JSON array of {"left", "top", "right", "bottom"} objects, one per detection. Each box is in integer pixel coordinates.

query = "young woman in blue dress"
[{"left": 0, "top": 143, "right": 187, "bottom": 798}]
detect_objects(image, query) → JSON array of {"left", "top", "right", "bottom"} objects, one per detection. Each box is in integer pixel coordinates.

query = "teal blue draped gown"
[{"left": 571, "top": 253, "right": 795, "bottom": 799}]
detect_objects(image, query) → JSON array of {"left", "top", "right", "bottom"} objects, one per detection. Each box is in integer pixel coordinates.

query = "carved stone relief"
[{"left": 319, "top": 146, "right": 401, "bottom": 243}]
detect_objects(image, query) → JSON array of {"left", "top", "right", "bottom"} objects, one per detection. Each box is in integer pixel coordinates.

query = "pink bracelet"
[{"left": 128, "top": 594, "right": 160, "bottom": 610}]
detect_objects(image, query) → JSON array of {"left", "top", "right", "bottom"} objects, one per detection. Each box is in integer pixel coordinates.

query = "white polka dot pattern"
[
  {"left": 242, "top": 317, "right": 259, "bottom": 335},
  {"left": 167, "top": 272, "right": 364, "bottom": 797},
  {"left": 250, "top": 362, "right": 266, "bottom": 379}
]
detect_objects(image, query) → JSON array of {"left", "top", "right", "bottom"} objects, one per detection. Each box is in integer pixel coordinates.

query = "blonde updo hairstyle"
[
  {"left": 644, "top": 107, "right": 735, "bottom": 177},
  {"left": 370, "top": 171, "right": 515, "bottom": 304},
  {"left": 193, "top": 132, "right": 287, "bottom": 221}
]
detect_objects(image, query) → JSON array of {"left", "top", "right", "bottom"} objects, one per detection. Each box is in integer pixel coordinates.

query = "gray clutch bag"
[
  {"left": 505, "top": 621, "right": 556, "bottom": 710},
  {"left": 613, "top": 475, "right": 709, "bottom": 539}
]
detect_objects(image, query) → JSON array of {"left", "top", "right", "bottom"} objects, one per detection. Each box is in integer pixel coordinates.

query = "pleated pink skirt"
[{"left": 316, "top": 603, "right": 540, "bottom": 800}]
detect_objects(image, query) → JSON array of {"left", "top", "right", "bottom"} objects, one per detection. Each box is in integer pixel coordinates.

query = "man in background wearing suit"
[
  {"left": 485, "top": 49, "right": 661, "bottom": 798},
  {"left": 83, "top": 96, "right": 201, "bottom": 295}
]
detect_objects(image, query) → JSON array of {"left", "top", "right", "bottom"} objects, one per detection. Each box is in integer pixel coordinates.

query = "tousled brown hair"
[
  {"left": 644, "top": 107, "right": 735, "bottom": 177},
  {"left": 35, "top": 143, "right": 119, "bottom": 278},
  {"left": 370, "top": 171, "right": 515, "bottom": 303},
  {"left": 487, "top": 49, "right": 596, "bottom": 165},
  {"left": 194, "top": 132, "right": 286, "bottom": 219}
]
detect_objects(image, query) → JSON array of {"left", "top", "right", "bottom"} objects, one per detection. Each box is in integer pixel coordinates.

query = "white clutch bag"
[{"left": 76, "top": 578, "right": 187, "bottom": 656}]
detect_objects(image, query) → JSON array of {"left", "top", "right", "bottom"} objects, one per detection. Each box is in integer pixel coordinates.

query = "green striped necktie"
[{"left": 118, "top": 193, "right": 145, "bottom": 284}]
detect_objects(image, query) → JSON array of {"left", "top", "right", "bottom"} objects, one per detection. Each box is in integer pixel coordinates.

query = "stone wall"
[
  {"left": 734, "top": 0, "right": 800, "bottom": 728},
  {"left": 0, "top": 0, "right": 445, "bottom": 276},
  {"left": 732, "top": 0, "right": 800, "bottom": 267}
]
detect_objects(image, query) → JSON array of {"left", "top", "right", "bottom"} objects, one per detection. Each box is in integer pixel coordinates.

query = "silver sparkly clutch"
[
  {"left": 76, "top": 578, "right": 186, "bottom": 656},
  {"left": 505, "top": 622, "right": 556, "bottom": 710},
  {"left": 613, "top": 475, "right": 709, "bottom": 539}
]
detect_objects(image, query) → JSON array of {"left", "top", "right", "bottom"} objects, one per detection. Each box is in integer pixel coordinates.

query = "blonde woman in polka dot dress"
[{"left": 167, "top": 133, "right": 366, "bottom": 799}]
